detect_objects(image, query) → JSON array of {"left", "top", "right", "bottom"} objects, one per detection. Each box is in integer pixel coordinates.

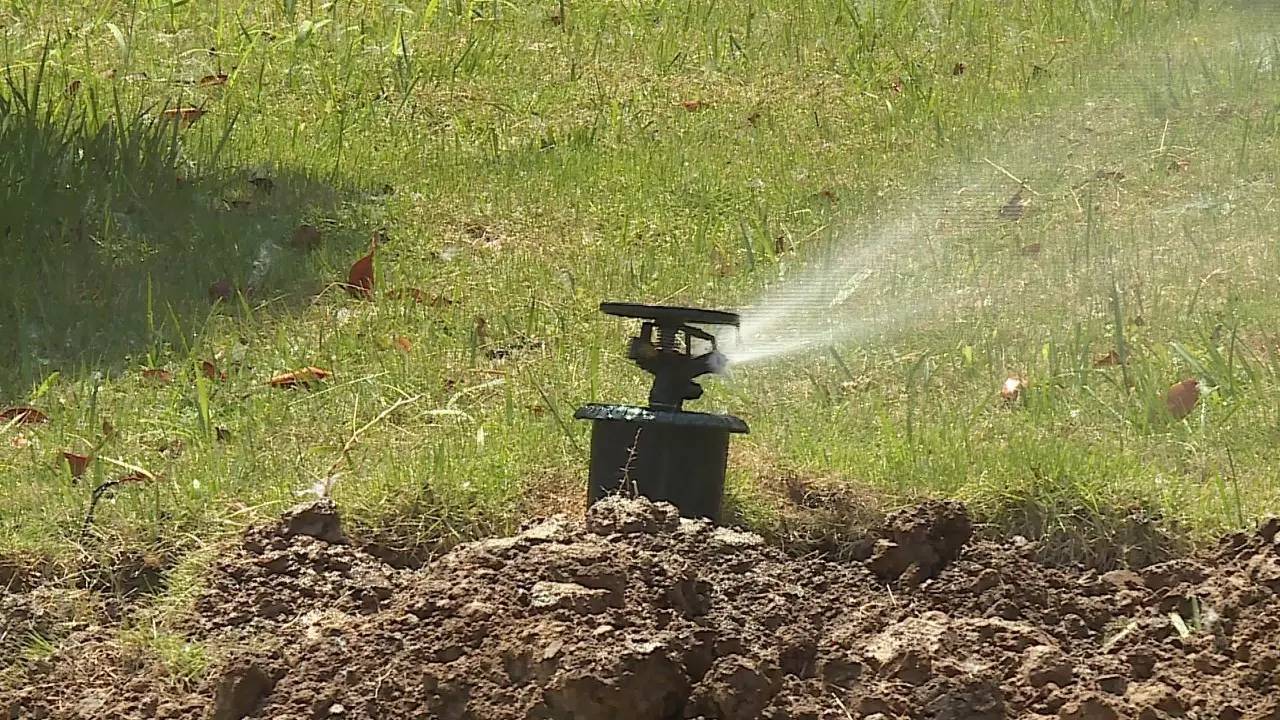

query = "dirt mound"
[{"left": 3, "top": 499, "right": 1280, "bottom": 720}]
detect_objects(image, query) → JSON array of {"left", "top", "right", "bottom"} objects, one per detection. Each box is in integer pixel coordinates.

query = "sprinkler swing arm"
[
  {"left": 576, "top": 302, "right": 748, "bottom": 523},
  {"left": 625, "top": 318, "right": 724, "bottom": 410}
]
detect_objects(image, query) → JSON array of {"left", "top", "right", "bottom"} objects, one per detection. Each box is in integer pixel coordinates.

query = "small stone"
[
  {"left": 1022, "top": 645, "right": 1073, "bottom": 688},
  {"left": 1097, "top": 675, "right": 1128, "bottom": 695},
  {"left": 1100, "top": 569, "right": 1146, "bottom": 592},
  {"left": 329, "top": 704, "right": 346, "bottom": 715},
  {"left": 1058, "top": 695, "right": 1120, "bottom": 720},
  {"left": 529, "top": 581, "right": 612, "bottom": 614},
  {"left": 281, "top": 499, "right": 346, "bottom": 544}
]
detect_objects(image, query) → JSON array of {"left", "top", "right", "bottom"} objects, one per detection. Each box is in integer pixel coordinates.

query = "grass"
[{"left": 0, "top": 0, "right": 1278, "bottom": 581}]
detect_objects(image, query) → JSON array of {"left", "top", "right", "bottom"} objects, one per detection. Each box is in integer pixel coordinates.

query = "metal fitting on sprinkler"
[{"left": 575, "top": 302, "right": 749, "bottom": 523}]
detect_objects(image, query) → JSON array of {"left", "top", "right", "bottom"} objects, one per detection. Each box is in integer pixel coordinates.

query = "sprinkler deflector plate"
[{"left": 600, "top": 302, "right": 740, "bottom": 328}]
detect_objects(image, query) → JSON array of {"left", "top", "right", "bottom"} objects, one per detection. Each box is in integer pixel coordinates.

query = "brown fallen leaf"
[
  {"left": 158, "top": 438, "right": 185, "bottom": 458},
  {"left": 346, "top": 249, "right": 375, "bottom": 299},
  {"left": 1093, "top": 350, "right": 1122, "bottom": 368},
  {"left": 201, "top": 360, "right": 228, "bottom": 381},
  {"left": 394, "top": 336, "right": 413, "bottom": 353},
  {"left": 1000, "top": 377, "right": 1024, "bottom": 403},
  {"left": 141, "top": 368, "right": 174, "bottom": 384},
  {"left": 268, "top": 367, "right": 332, "bottom": 389},
  {"left": 680, "top": 99, "right": 707, "bottom": 111},
  {"left": 208, "top": 279, "right": 234, "bottom": 304},
  {"left": 1000, "top": 190, "right": 1027, "bottom": 220},
  {"left": 198, "top": 73, "right": 229, "bottom": 87},
  {"left": 160, "top": 106, "right": 206, "bottom": 129},
  {"left": 62, "top": 451, "right": 91, "bottom": 480},
  {"left": 0, "top": 407, "right": 49, "bottom": 425},
  {"left": 290, "top": 224, "right": 322, "bottom": 251},
  {"left": 1164, "top": 378, "right": 1200, "bottom": 420}
]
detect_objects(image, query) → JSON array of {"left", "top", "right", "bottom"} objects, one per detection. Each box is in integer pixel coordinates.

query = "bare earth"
[{"left": 3, "top": 496, "right": 1279, "bottom": 720}]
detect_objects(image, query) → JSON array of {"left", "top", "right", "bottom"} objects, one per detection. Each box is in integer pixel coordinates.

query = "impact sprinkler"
[{"left": 575, "top": 302, "right": 749, "bottom": 523}]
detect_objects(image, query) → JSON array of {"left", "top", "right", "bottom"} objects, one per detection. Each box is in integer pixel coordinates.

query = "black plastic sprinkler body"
[{"left": 575, "top": 302, "right": 749, "bottom": 523}]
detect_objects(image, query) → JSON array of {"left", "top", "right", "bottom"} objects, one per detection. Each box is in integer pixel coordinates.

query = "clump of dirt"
[
  {"left": 185, "top": 498, "right": 407, "bottom": 641},
  {"left": 4, "top": 497, "right": 1280, "bottom": 720}
]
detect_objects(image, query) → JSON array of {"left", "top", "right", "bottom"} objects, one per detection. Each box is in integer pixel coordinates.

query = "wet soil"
[{"left": 3, "top": 498, "right": 1279, "bottom": 720}]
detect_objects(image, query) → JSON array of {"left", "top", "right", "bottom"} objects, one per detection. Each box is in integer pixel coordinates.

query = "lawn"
[{"left": 2, "top": 0, "right": 1279, "bottom": 577}]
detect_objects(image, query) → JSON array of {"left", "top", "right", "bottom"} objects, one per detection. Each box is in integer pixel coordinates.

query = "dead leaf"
[
  {"left": 1164, "top": 378, "right": 1200, "bottom": 420},
  {"left": 394, "top": 336, "right": 413, "bottom": 353},
  {"left": 201, "top": 360, "right": 228, "bottom": 381},
  {"left": 66, "top": 80, "right": 82, "bottom": 96},
  {"left": 952, "top": 62, "right": 967, "bottom": 76},
  {"left": 0, "top": 407, "right": 49, "bottom": 425},
  {"left": 290, "top": 224, "right": 322, "bottom": 251},
  {"left": 208, "top": 279, "right": 234, "bottom": 304},
  {"left": 158, "top": 438, "right": 185, "bottom": 458},
  {"left": 198, "top": 73, "right": 229, "bottom": 87},
  {"left": 679, "top": 100, "right": 707, "bottom": 111},
  {"left": 346, "top": 249, "right": 375, "bottom": 299},
  {"left": 160, "top": 106, "right": 206, "bottom": 129},
  {"left": 1021, "top": 242, "right": 1042, "bottom": 256},
  {"left": 249, "top": 176, "right": 274, "bottom": 194},
  {"left": 1093, "top": 350, "right": 1123, "bottom": 368},
  {"left": 1000, "top": 377, "right": 1024, "bottom": 403},
  {"left": 62, "top": 452, "right": 90, "bottom": 480},
  {"left": 999, "top": 190, "right": 1027, "bottom": 220},
  {"left": 141, "top": 368, "right": 173, "bottom": 384},
  {"left": 268, "top": 367, "right": 332, "bottom": 389}
]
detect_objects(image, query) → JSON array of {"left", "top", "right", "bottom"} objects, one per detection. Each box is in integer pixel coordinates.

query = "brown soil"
[{"left": 3, "top": 498, "right": 1279, "bottom": 720}]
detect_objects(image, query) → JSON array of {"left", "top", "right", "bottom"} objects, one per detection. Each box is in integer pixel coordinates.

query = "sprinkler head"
[
  {"left": 575, "top": 302, "right": 749, "bottom": 523},
  {"left": 600, "top": 302, "right": 738, "bottom": 411}
]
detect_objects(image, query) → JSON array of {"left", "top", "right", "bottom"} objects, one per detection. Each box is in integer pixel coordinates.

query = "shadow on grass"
[{"left": 0, "top": 61, "right": 387, "bottom": 401}]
